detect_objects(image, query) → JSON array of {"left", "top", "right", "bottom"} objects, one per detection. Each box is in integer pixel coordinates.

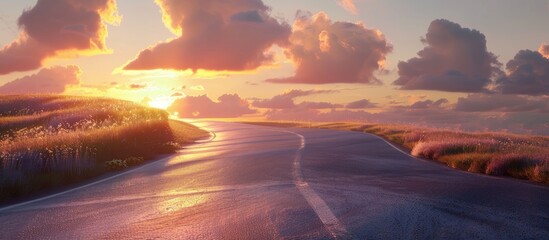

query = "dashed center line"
[{"left": 279, "top": 130, "right": 351, "bottom": 240}]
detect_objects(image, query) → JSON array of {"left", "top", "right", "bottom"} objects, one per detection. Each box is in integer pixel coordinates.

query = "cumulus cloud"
[
  {"left": 495, "top": 49, "right": 549, "bottom": 95},
  {"left": 394, "top": 19, "right": 501, "bottom": 92},
  {"left": 0, "top": 65, "right": 81, "bottom": 94},
  {"left": 346, "top": 99, "right": 377, "bottom": 109},
  {"left": 0, "top": 0, "right": 119, "bottom": 75},
  {"left": 252, "top": 89, "right": 338, "bottom": 109},
  {"left": 123, "top": 0, "right": 290, "bottom": 72},
  {"left": 168, "top": 94, "right": 256, "bottom": 118},
  {"left": 267, "top": 11, "right": 392, "bottom": 84},
  {"left": 455, "top": 94, "right": 549, "bottom": 112},
  {"left": 539, "top": 44, "right": 549, "bottom": 58},
  {"left": 337, "top": 0, "right": 357, "bottom": 14}
]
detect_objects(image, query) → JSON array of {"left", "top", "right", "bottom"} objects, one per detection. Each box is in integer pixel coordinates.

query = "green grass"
[
  {"left": 0, "top": 95, "right": 209, "bottom": 203},
  {"left": 242, "top": 121, "right": 549, "bottom": 185}
]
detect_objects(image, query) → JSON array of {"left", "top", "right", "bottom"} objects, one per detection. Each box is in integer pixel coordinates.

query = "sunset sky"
[{"left": 1, "top": 0, "right": 548, "bottom": 134}]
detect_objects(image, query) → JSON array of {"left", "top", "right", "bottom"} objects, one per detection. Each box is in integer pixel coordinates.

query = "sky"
[{"left": 0, "top": 0, "right": 548, "bottom": 134}]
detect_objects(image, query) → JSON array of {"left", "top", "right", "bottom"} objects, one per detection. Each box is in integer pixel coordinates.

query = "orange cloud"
[
  {"left": 168, "top": 94, "right": 256, "bottom": 118},
  {"left": 129, "top": 83, "right": 147, "bottom": 89},
  {"left": 123, "top": 0, "right": 290, "bottom": 72},
  {"left": 267, "top": 12, "right": 392, "bottom": 84},
  {"left": 0, "top": 0, "right": 119, "bottom": 75},
  {"left": 0, "top": 65, "right": 81, "bottom": 94},
  {"left": 253, "top": 89, "right": 339, "bottom": 109},
  {"left": 539, "top": 44, "right": 549, "bottom": 58},
  {"left": 338, "top": 0, "right": 357, "bottom": 14}
]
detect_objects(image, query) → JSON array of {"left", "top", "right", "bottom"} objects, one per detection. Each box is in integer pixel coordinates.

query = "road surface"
[{"left": 1, "top": 121, "right": 548, "bottom": 239}]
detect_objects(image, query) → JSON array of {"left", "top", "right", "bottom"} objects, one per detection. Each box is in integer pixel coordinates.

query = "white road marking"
[
  {"left": 0, "top": 121, "right": 218, "bottom": 213},
  {"left": 280, "top": 130, "right": 351, "bottom": 240},
  {"left": 0, "top": 154, "right": 173, "bottom": 213},
  {"left": 363, "top": 133, "right": 418, "bottom": 159}
]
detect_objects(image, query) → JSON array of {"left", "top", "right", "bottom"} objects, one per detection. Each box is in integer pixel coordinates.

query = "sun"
[{"left": 148, "top": 98, "right": 175, "bottom": 110}]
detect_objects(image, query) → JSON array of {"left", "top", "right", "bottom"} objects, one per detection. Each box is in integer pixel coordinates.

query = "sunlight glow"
[{"left": 148, "top": 97, "right": 176, "bottom": 110}]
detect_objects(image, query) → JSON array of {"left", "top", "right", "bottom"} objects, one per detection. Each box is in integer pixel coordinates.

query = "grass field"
[
  {"left": 0, "top": 95, "right": 209, "bottom": 203},
  {"left": 243, "top": 121, "right": 549, "bottom": 184}
]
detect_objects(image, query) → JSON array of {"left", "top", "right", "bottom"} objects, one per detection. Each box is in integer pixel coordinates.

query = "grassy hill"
[{"left": 0, "top": 95, "right": 209, "bottom": 203}]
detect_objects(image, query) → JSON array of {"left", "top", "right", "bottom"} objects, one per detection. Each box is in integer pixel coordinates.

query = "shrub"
[
  {"left": 124, "top": 157, "right": 144, "bottom": 167},
  {"left": 486, "top": 154, "right": 542, "bottom": 179},
  {"left": 533, "top": 162, "right": 549, "bottom": 183},
  {"left": 105, "top": 159, "right": 128, "bottom": 171}
]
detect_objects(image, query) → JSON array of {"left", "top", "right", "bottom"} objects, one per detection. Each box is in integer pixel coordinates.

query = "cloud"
[
  {"left": 346, "top": 99, "right": 377, "bottom": 109},
  {"left": 298, "top": 101, "right": 343, "bottom": 109},
  {"left": 394, "top": 19, "right": 501, "bottom": 92},
  {"left": 189, "top": 85, "right": 205, "bottom": 91},
  {"left": 337, "top": 0, "right": 357, "bottom": 14},
  {"left": 495, "top": 49, "right": 549, "bottom": 95},
  {"left": 252, "top": 89, "right": 338, "bottom": 109},
  {"left": 0, "top": 65, "right": 81, "bottom": 94},
  {"left": 168, "top": 94, "right": 256, "bottom": 118},
  {"left": 265, "top": 102, "right": 549, "bottom": 135},
  {"left": 259, "top": 92, "right": 549, "bottom": 134},
  {"left": 265, "top": 108, "right": 372, "bottom": 122},
  {"left": 0, "top": 0, "right": 119, "bottom": 75},
  {"left": 123, "top": 0, "right": 290, "bottom": 72},
  {"left": 539, "top": 44, "right": 549, "bottom": 58},
  {"left": 455, "top": 94, "right": 549, "bottom": 112},
  {"left": 129, "top": 83, "right": 147, "bottom": 89},
  {"left": 409, "top": 98, "right": 448, "bottom": 109},
  {"left": 267, "top": 11, "right": 392, "bottom": 84}
]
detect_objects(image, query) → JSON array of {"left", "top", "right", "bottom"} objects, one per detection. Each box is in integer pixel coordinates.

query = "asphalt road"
[{"left": 1, "top": 121, "right": 548, "bottom": 239}]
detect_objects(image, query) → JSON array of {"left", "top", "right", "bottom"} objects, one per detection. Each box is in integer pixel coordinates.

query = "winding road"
[{"left": 1, "top": 121, "right": 548, "bottom": 239}]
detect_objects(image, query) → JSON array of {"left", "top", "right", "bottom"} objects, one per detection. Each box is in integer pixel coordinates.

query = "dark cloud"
[
  {"left": 409, "top": 98, "right": 448, "bottom": 109},
  {"left": 0, "top": 0, "right": 119, "bottom": 75},
  {"left": 0, "top": 65, "right": 81, "bottom": 94},
  {"left": 394, "top": 19, "right": 501, "bottom": 92},
  {"left": 171, "top": 92, "right": 184, "bottom": 97},
  {"left": 495, "top": 49, "right": 549, "bottom": 95},
  {"left": 345, "top": 99, "right": 377, "bottom": 109},
  {"left": 123, "top": 0, "right": 290, "bottom": 72},
  {"left": 168, "top": 94, "right": 256, "bottom": 118},
  {"left": 267, "top": 11, "right": 392, "bottom": 84},
  {"left": 455, "top": 94, "right": 549, "bottom": 112},
  {"left": 252, "top": 89, "right": 338, "bottom": 109}
]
